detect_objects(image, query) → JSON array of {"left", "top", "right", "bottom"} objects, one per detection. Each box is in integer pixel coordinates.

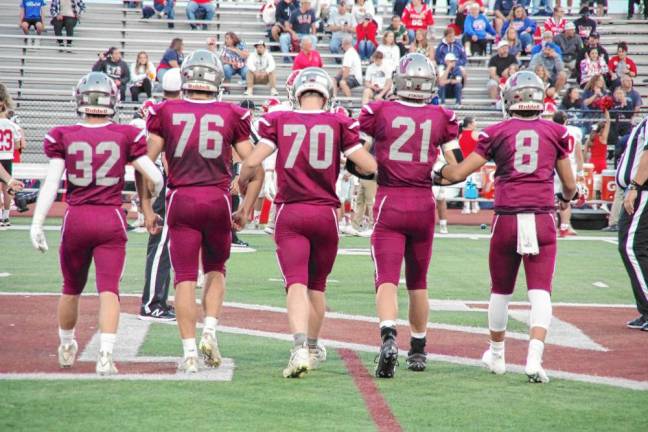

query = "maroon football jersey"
[
  {"left": 147, "top": 98, "right": 251, "bottom": 190},
  {"left": 44, "top": 122, "right": 147, "bottom": 207},
  {"left": 359, "top": 100, "right": 459, "bottom": 189},
  {"left": 257, "top": 110, "right": 362, "bottom": 207},
  {"left": 475, "top": 117, "right": 569, "bottom": 214}
]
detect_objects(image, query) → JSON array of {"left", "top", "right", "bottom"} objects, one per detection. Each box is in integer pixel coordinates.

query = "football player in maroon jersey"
[
  {"left": 30, "top": 72, "right": 164, "bottom": 375},
  {"left": 439, "top": 71, "right": 577, "bottom": 383},
  {"left": 139, "top": 50, "right": 264, "bottom": 373},
  {"left": 359, "top": 53, "right": 461, "bottom": 378},
  {"left": 239, "top": 68, "right": 377, "bottom": 378}
]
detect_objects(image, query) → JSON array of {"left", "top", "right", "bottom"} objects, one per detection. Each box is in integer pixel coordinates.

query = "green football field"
[{"left": 0, "top": 222, "right": 646, "bottom": 431}]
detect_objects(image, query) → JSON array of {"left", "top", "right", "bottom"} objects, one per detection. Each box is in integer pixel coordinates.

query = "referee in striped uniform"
[{"left": 616, "top": 116, "right": 648, "bottom": 330}]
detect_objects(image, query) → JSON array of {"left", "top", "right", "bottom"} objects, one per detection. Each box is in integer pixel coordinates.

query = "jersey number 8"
[{"left": 513, "top": 130, "right": 539, "bottom": 174}]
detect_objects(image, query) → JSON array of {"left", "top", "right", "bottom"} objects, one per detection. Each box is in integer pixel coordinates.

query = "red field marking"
[{"left": 339, "top": 349, "right": 403, "bottom": 432}]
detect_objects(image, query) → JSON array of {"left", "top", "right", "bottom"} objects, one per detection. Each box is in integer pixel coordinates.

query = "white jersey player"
[{"left": 0, "top": 116, "right": 22, "bottom": 227}]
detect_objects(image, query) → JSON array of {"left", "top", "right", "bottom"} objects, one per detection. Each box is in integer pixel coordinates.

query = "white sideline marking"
[
  {"left": 593, "top": 281, "right": 610, "bottom": 288},
  {"left": 217, "top": 325, "right": 648, "bottom": 392},
  {"left": 428, "top": 299, "right": 472, "bottom": 312},
  {"left": 0, "top": 273, "right": 11, "bottom": 277}
]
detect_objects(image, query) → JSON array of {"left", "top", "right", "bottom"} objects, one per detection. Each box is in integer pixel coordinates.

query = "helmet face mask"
[
  {"left": 293, "top": 67, "right": 335, "bottom": 111},
  {"left": 181, "top": 49, "right": 224, "bottom": 94},
  {"left": 393, "top": 53, "right": 437, "bottom": 101},
  {"left": 501, "top": 71, "right": 546, "bottom": 117},
  {"left": 75, "top": 72, "right": 119, "bottom": 116}
]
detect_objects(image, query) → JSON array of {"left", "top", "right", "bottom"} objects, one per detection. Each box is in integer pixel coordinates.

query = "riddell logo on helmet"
[
  {"left": 84, "top": 107, "right": 110, "bottom": 114},
  {"left": 187, "top": 83, "right": 214, "bottom": 91}
]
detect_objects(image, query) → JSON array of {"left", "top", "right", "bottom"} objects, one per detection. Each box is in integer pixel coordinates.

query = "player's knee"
[
  {"left": 488, "top": 293, "right": 512, "bottom": 331},
  {"left": 528, "top": 289, "right": 552, "bottom": 330}
]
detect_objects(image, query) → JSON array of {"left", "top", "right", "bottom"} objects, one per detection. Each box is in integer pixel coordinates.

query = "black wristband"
[{"left": 631, "top": 180, "right": 643, "bottom": 188}]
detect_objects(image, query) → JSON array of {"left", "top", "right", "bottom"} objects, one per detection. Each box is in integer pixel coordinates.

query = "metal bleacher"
[{"left": 0, "top": 0, "right": 647, "bottom": 163}]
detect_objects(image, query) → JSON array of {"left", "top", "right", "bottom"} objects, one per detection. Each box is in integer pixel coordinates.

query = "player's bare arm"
[
  {"left": 136, "top": 132, "right": 165, "bottom": 235},
  {"left": 438, "top": 152, "right": 488, "bottom": 184},
  {"left": 232, "top": 139, "right": 265, "bottom": 230},
  {"left": 623, "top": 149, "right": 648, "bottom": 215},
  {"left": 556, "top": 158, "right": 578, "bottom": 211},
  {"left": 30, "top": 158, "right": 65, "bottom": 253}
]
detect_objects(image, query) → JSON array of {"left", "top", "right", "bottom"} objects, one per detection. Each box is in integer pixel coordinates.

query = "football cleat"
[
  {"left": 439, "top": 224, "right": 448, "bottom": 234},
  {"left": 627, "top": 315, "right": 648, "bottom": 329},
  {"left": 375, "top": 338, "right": 399, "bottom": 378},
  {"left": 57, "top": 341, "right": 78, "bottom": 368},
  {"left": 178, "top": 356, "right": 199, "bottom": 373},
  {"left": 559, "top": 228, "right": 577, "bottom": 238},
  {"left": 525, "top": 360, "right": 549, "bottom": 384},
  {"left": 96, "top": 351, "right": 118, "bottom": 376},
  {"left": 283, "top": 346, "right": 310, "bottom": 378},
  {"left": 481, "top": 349, "right": 506, "bottom": 375},
  {"left": 308, "top": 344, "right": 327, "bottom": 370},
  {"left": 406, "top": 352, "right": 427, "bottom": 372},
  {"left": 199, "top": 332, "right": 222, "bottom": 368}
]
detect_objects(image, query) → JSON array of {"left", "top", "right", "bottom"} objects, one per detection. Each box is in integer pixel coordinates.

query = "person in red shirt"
[
  {"left": 355, "top": 13, "right": 378, "bottom": 61},
  {"left": 401, "top": 0, "right": 433, "bottom": 43},
  {"left": 292, "top": 37, "right": 323, "bottom": 71},
  {"left": 586, "top": 109, "right": 610, "bottom": 174},
  {"left": 459, "top": 116, "right": 478, "bottom": 157},
  {"left": 608, "top": 42, "right": 638, "bottom": 84},
  {"left": 543, "top": 6, "right": 566, "bottom": 36}
]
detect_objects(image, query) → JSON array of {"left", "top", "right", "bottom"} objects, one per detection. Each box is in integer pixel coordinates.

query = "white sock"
[
  {"left": 560, "top": 223, "right": 569, "bottom": 230},
  {"left": 411, "top": 331, "right": 426, "bottom": 339},
  {"left": 490, "top": 340, "right": 505, "bottom": 355},
  {"left": 379, "top": 320, "right": 395, "bottom": 329},
  {"left": 182, "top": 338, "right": 198, "bottom": 358},
  {"left": 203, "top": 316, "right": 218, "bottom": 336},
  {"left": 58, "top": 328, "right": 75, "bottom": 345},
  {"left": 440, "top": 219, "right": 447, "bottom": 227},
  {"left": 2, "top": 209, "right": 8, "bottom": 219},
  {"left": 99, "top": 333, "right": 116, "bottom": 354},
  {"left": 527, "top": 339, "right": 544, "bottom": 364}
]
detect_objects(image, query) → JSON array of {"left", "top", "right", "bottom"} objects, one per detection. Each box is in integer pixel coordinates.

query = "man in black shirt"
[
  {"left": 486, "top": 41, "right": 518, "bottom": 100},
  {"left": 573, "top": 6, "right": 596, "bottom": 41},
  {"left": 270, "top": 0, "right": 298, "bottom": 45},
  {"left": 92, "top": 47, "right": 130, "bottom": 101}
]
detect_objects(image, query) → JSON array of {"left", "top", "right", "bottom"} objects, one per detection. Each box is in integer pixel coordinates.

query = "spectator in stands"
[
  {"left": 336, "top": 35, "right": 363, "bottom": 97},
  {"left": 206, "top": 36, "right": 217, "bottom": 53},
  {"left": 544, "top": 6, "right": 566, "bottom": 36},
  {"left": 554, "top": 22, "right": 582, "bottom": 73},
  {"left": 393, "top": 0, "right": 408, "bottom": 17},
  {"left": 245, "top": 40, "right": 278, "bottom": 96},
  {"left": 279, "top": 0, "right": 318, "bottom": 63},
  {"left": 531, "top": 31, "right": 562, "bottom": 56},
  {"left": 157, "top": 38, "right": 184, "bottom": 83},
  {"left": 555, "top": 0, "right": 575, "bottom": 15},
  {"left": 271, "top": 0, "right": 298, "bottom": 46},
  {"left": 401, "top": 0, "right": 434, "bottom": 43},
  {"left": 352, "top": 0, "right": 375, "bottom": 27},
  {"left": 609, "top": 86, "right": 635, "bottom": 151},
  {"left": 608, "top": 42, "right": 638, "bottom": 83},
  {"left": 503, "top": 26, "right": 523, "bottom": 57},
  {"left": 292, "top": 36, "right": 323, "bottom": 70},
  {"left": 153, "top": 0, "right": 175, "bottom": 28},
  {"left": 620, "top": 75, "right": 643, "bottom": 114},
  {"left": 627, "top": 0, "right": 648, "bottom": 19},
  {"left": 585, "top": 109, "right": 610, "bottom": 174},
  {"left": 534, "top": 63, "right": 551, "bottom": 87},
  {"left": 579, "top": 47, "right": 608, "bottom": 87},
  {"left": 582, "top": 74, "right": 608, "bottom": 110},
  {"left": 501, "top": 5, "right": 536, "bottom": 54},
  {"left": 356, "top": 13, "right": 378, "bottom": 61},
  {"left": 438, "top": 53, "right": 464, "bottom": 105},
  {"left": 361, "top": 51, "right": 392, "bottom": 104},
  {"left": 435, "top": 27, "right": 467, "bottom": 70},
  {"left": 377, "top": 31, "right": 401, "bottom": 74},
  {"left": 129, "top": 51, "right": 156, "bottom": 102},
  {"left": 560, "top": 86, "right": 586, "bottom": 131},
  {"left": 220, "top": 32, "right": 249, "bottom": 83},
  {"left": 531, "top": 0, "right": 553, "bottom": 16},
  {"left": 529, "top": 43, "right": 567, "bottom": 93},
  {"left": 575, "top": 31, "right": 608, "bottom": 84},
  {"left": 385, "top": 15, "right": 410, "bottom": 56},
  {"left": 186, "top": 0, "right": 214, "bottom": 30},
  {"left": 574, "top": 6, "right": 596, "bottom": 40},
  {"left": 50, "top": 0, "right": 85, "bottom": 51},
  {"left": 409, "top": 29, "right": 431, "bottom": 56},
  {"left": 328, "top": 0, "right": 356, "bottom": 62},
  {"left": 487, "top": 40, "right": 518, "bottom": 100},
  {"left": 493, "top": 0, "right": 517, "bottom": 35},
  {"left": 20, "top": 0, "right": 46, "bottom": 45},
  {"left": 92, "top": 47, "right": 130, "bottom": 101},
  {"left": 463, "top": 2, "right": 496, "bottom": 56}
]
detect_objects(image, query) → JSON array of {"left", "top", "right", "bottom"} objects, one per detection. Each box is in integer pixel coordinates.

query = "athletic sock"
[
  {"left": 293, "top": 332, "right": 306, "bottom": 348},
  {"left": 307, "top": 338, "right": 318, "bottom": 349},
  {"left": 58, "top": 328, "right": 75, "bottom": 345},
  {"left": 203, "top": 316, "right": 218, "bottom": 336},
  {"left": 182, "top": 338, "right": 198, "bottom": 358},
  {"left": 527, "top": 339, "right": 545, "bottom": 364},
  {"left": 410, "top": 336, "right": 426, "bottom": 354},
  {"left": 560, "top": 223, "right": 569, "bottom": 230},
  {"left": 440, "top": 219, "right": 447, "bottom": 227},
  {"left": 2, "top": 209, "right": 8, "bottom": 219},
  {"left": 380, "top": 325, "right": 397, "bottom": 343},
  {"left": 99, "top": 333, "right": 116, "bottom": 355},
  {"left": 490, "top": 340, "right": 505, "bottom": 355}
]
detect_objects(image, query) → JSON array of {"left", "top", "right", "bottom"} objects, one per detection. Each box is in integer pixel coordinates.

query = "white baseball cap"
[{"left": 162, "top": 68, "right": 182, "bottom": 92}]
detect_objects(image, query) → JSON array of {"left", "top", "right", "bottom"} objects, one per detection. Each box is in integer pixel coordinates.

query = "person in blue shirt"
[
  {"left": 530, "top": 31, "right": 562, "bottom": 56},
  {"left": 501, "top": 5, "right": 536, "bottom": 54},
  {"left": 20, "top": 0, "right": 46, "bottom": 44},
  {"left": 463, "top": 2, "right": 496, "bottom": 56}
]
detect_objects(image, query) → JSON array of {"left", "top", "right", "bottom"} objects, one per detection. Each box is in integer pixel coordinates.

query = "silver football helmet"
[
  {"left": 393, "top": 53, "right": 437, "bottom": 101},
  {"left": 74, "top": 72, "right": 118, "bottom": 116},
  {"left": 181, "top": 49, "right": 224, "bottom": 93},
  {"left": 501, "top": 71, "right": 545, "bottom": 116},
  {"left": 293, "top": 67, "right": 335, "bottom": 110}
]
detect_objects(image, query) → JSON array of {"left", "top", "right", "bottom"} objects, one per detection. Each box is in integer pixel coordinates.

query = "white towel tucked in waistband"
[{"left": 517, "top": 213, "right": 539, "bottom": 256}]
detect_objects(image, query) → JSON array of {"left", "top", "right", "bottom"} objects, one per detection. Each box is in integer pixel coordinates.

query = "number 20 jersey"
[
  {"left": 474, "top": 118, "right": 569, "bottom": 214},
  {"left": 146, "top": 99, "right": 252, "bottom": 191},
  {"left": 44, "top": 123, "right": 147, "bottom": 206},
  {"left": 257, "top": 110, "right": 362, "bottom": 207},
  {"left": 359, "top": 100, "right": 459, "bottom": 189}
]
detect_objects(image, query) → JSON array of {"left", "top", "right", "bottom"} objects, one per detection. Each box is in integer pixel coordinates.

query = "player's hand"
[
  {"left": 144, "top": 212, "right": 163, "bottom": 235},
  {"left": 624, "top": 189, "right": 638, "bottom": 215},
  {"left": 230, "top": 176, "right": 240, "bottom": 195},
  {"left": 30, "top": 225, "right": 48, "bottom": 253},
  {"left": 231, "top": 209, "right": 248, "bottom": 231},
  {"left": 7, "top": 179, "right": 24, "bottom": 194}
]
